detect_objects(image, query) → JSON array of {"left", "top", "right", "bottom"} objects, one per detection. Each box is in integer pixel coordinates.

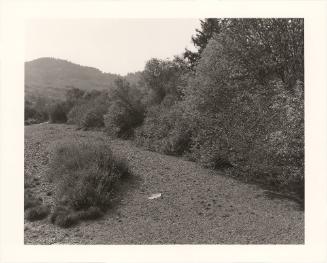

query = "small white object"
[{"left": 148, "top": 193, "right": 162, "bottom": 200}]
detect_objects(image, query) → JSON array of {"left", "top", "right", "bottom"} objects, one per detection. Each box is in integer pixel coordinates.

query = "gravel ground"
[{"left": 24, "top": 124, "right": 304, "bottom": 244}]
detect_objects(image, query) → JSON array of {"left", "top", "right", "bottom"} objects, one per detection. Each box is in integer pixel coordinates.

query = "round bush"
[
  {"left": 47, "top": 139, "right": 132, "bottom": 212},
  {"left": 135, "top": 104, "right": 192, "bottom": 156},
  {"left": 104, "top": 101, "right": 144, "bottom": 139},
  {"left": 49, "top": 103, "right": 67, "bottom": 123},
  {"left": 80, "top": 109, "right": 105, "bottom": 130}
]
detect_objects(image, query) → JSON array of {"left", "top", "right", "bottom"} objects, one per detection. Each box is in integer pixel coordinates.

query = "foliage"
[
  {"left": 25, "top": 100, "right": 39, "bottom": 120},
  {"left": 134, "top": 57, "right": 192, "bottom": 154},
  {"left": 135, "top": 103, "right": 192, "bottom": 156},
  {"left": 47, "top": 138, "right": 131, "bottom": 228},
  {"left": 104, "top": 78, "right": 145, "bottom": 138},
  {"left": 27, "top": 18, "right": 304, "bottom": 201},
  {"left": 183, "top": 18, "right": 304, "bottom": 86},
  {"left": 141, "top": 57, "right": 189, "bottom": 104},
  {"left": 68, "top": 91, "right": 109, "bottom": 130},
  {"left": 184, "top": 18, "right": 226, "bottom": 68},
  {"left": 135, "top": 18, "right": 304, "bottom": 198},
  {"left": 183, "top": 19, "right": 304, "bottom": 196},
  {"left": 49, "top": 102, "right": 68, "bottom": 123},
  {"left": 80, "top": 108, "right": 105, "bottom": 129},
  {"left": 217, "top": 18, "right": 304, "bottom": 89},
  {"left": 47, "top": 138, "right": 131, "bottom": 213},
  {"left": 64, "top": 86, "right": 85, "bottom": 111},
  {"left": 24, "top": 97, "right": 50, "bottom": 124}
]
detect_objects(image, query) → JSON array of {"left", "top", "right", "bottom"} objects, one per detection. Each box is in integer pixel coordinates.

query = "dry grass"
[{"left": 47, "top": 138, "right": 132, "bottom": 227}]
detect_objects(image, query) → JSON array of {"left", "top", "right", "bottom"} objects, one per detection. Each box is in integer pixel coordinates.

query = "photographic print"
[{"left": 23, "top": 18, "right": 305, "bottom": 245}]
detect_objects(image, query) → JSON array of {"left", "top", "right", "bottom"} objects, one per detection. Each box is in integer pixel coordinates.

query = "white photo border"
[{"left": 1, "top": 0, "right": 327, "bottom": 262}]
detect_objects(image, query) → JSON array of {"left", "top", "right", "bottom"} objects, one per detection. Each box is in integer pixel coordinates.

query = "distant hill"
[{"left": 25, "top": 57, "right": 122, "bottom": 101}]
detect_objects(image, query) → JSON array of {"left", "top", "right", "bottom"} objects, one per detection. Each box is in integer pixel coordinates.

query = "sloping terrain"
[
  {"left": 24, "top": 124, "right": 304, "bottom": 244},
  {"left": 25, "top": 58, "right": 119, "bottom": 100}
]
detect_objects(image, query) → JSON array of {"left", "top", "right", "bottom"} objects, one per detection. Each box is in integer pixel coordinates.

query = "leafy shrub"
[
  {"left": 135, "top": 104, "right": 192, "bottom": 156},
  {"left": 133, "top": 19, "right": 304, "bottom": 198},
  {"left": 64, "top": 87, "right": 85, "bottom": 110},
  {"left": 183, "top": 19, "right": 225, "bottom": 69},
  {"left": 66, "top": 103, "right": 87, "bottom": 125},
  {"left": 49, "top": 102, "right": 67, "bottom": 123},
  {"left": 67, "top": 92, "right": 109, "bottom": 130},
  {"left": 24, "top": 97, "right": 50, "bottom": 124},
  {"left": 25, "top": 205, "right": 50, "bottom": 221},
  {"left": 80, "top": 108, "right": 105, "bottom": 130},
  {"left": 141, "top": 57, "right": 188, "bottom": 104},
  {"left": 47, "top": 138, "right": 131, "bottom": 227},
  {"left": 104, "top": 78, "right": 145, "bottom": 138},
  {"left": 104, "top": 101, "right": 144, "bottom": 139},
  {"left": 183, "top": 24, "right": 304, "bottom": 197},
  {"left": 25, "top": 102, "right": 38, "bottom": 121},
  {"left": 189, "top": 123, "right": 233, "bottom": 169}
]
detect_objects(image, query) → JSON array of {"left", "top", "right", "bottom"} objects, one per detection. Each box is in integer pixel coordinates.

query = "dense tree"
[
  {"left": 104, "top": 78, "right": 145, "bottom": 138},
  {"left": 141, "top": 57, "right": 188, "bottom": 105},
  {"left": 184, "top": 18, "right": 226, "bottom": 68},
  {"left": 24, "top": 96, "right": 51, "bottom": 124},
  {"left": 67, "top": 91, "right": 109, "bottom": 130},
  {"left": 184, "top": 18, "right": 304, "bottom": 90},
  {"left": 65, "top": 86, "right": 85, "bottom": 102},
  {"left": 49, "top": 102, "right": 68, "bottom": 123},
  {"left": 217, "top": 19, "right": 304, "bottom": 90},
  {"left": 135, "top": 18, "right": 304, "bottom": 198},
  {"left": 182, "top": 18, "right": 304, "bottom": 195}
]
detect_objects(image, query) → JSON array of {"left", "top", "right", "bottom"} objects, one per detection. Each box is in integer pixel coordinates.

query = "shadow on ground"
[{"left": 262, "top": 190, "right": 304, "bottom": 211}]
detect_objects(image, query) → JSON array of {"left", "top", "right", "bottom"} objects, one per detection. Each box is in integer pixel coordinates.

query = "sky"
[{"left": 25, "top": 19, "right": 201, "bottom": 75}]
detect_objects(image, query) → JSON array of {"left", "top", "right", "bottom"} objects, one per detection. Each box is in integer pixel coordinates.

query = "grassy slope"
[
  {"left": 24, "top": 124, "right": 304, "bottom": 244},
  {"left": 25, "top": 58, "right": 119, "bottom": 101}
]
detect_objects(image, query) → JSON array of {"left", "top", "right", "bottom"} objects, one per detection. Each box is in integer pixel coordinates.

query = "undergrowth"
[{"left": 47, "top": 138, "right": 131, "bottom": 227}]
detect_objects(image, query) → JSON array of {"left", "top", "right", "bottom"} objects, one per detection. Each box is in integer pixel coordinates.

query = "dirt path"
[{"left": 24, "top": 124, "right": 304, "bottom": 244}]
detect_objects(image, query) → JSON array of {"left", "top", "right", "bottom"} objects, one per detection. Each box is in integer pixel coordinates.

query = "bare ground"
[{"left": 24, "top": 124, "right": 304, "bottom": 244}]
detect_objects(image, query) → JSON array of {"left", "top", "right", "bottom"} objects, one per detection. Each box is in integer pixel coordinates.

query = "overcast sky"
[{"left": 25, "top": 19, "right": 200, "bottom": 75}]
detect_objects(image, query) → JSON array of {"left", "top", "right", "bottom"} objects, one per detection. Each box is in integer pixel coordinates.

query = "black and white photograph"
[
  {"left": 1, "top": 0, "right": 327, "bottom": 262},
  {"left": 23, "top": 18, "right": 304, "bottom": 244}
]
